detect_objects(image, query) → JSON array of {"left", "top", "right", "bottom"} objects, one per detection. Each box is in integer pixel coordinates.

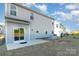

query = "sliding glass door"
[{"left": 14, "top": 28, "right": 24, "bottom": 42}]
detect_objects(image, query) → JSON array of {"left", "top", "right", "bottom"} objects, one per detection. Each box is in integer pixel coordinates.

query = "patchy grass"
[{"left": 0, "top": 35, "right": 79, "bottom": 56}]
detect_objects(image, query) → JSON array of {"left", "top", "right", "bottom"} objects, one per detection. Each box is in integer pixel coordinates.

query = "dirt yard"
[{"left": 0, "top": 35, "right": 79, "bottom": 56}]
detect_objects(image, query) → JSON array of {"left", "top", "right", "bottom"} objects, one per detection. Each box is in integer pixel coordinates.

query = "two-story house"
[
  {"left": 0, "top": 24, "right": 4, "bottom": 34},
  {"left": 5, "top": 3, "right": 54, "bottom": 50}
]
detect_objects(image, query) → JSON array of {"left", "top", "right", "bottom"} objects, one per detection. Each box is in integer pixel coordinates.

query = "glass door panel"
[
  {"left": 14, "top": 28, "right": 19, "bottom": 41},
  {"left": 19, "top": 28, "right": 24, "bottom": 40}
]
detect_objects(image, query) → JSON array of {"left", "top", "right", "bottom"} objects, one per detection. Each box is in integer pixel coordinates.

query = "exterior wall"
[
  {"left": 60, "top": 25, "right": 65, "bottom": 34},
  {"left": 54, "top": 21, "right": 62, "bottom": 37},
  {"left": 5, "top": 4, "right": 32, "bottom": 22},
  {"left": 30, "top": 13, "right": 54, "bottom": 40}
]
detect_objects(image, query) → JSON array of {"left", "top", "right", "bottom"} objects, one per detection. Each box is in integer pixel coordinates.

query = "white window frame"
[
  {"left": 10, "top": 4, "right": 17, "bottom": 16},
  {"left": 13, "top": 27, "right": 25, "bottom": 43},
  {"left": 30, "top": 13, "right": 34, "bottom": 20}
]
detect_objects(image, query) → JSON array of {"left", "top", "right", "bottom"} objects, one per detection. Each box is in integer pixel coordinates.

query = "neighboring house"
[
  {"left": 0, "top": 25, "right": 3, "bottom": 34},
  {"left": 0, "top": 26, "right": 2, "bottom": 33},
  {"left": 0, "top": 24, "right": 5, "bottom": 40},
  {"left": 0, "top": 23, "right": 5, "bottom": 37},
  {"left": 53, "top": 20, "right": 65, "bottom": 37},
  {"left": 5, "top": 3, "right": 54, "bottom": 50}
]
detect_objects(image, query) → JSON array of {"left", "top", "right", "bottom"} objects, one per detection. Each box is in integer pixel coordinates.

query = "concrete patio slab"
[{"left": 6, "top": 39, "right": 49, "bottom": 50}]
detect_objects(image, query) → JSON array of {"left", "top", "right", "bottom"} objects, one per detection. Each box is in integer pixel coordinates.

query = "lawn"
[{"left": 0, "top": 35, "right": 79, "bottom": 56}]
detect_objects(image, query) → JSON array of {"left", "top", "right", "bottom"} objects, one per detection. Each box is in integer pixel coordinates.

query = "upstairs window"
[
  {"left": 30, "top": 13, "right": 34, "bottom": 20},
  {"left": 52, "top": 22, "right": 54, "bottom": 25},
  {"left": 31, "top": 29, "right": 33, "bottom": 31},
  {"left": 56, "top": 24, "right": 58, "bottom": 28},
  {"left": 10, "top": 4, "right": 16, "bottom": 16},
  {"left": 52, "top": 31, "right": 54, "bottom": 34},
  {"left": 36, "top": 30, "right": 39, "bottom": 33},
  {"left": 45, "top": 31, "right": 48, "bottom": 35},
  {"left": 60, "top": 26, "right": 61, "bottom": 28}
]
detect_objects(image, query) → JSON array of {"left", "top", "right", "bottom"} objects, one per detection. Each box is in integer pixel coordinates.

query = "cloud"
[
  {"left": 35, "top": 4, "right": 47, "bottom": 11},
  {"left": 74, "top": 18, "right": 79, "bottom": 25},
  {"left": 51, "top": 11, "right": 72, "bottom": 21},
  {"left": 23, "top": 3, "right": 36, "bottom": 8},
  {"left": 65, "top": 4, "right": 79, "bottom": 10},
  {"left": 34, "top": 4, "right": 48, "bottom": 14},
  {"left": 26, "top": 3, "right": 33, "bottom": 7},
  {"left": 65, "top": 4, "right": 77, "bottom": 10},
  {"left": 23, "top": 3, "right": 48, "bottom": 14},
  {"left": 71, "top": 10, "right": 79, "bottom": 16},
  {"left": 59, "top": 3, "right": 65, "bottom": 5}
]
